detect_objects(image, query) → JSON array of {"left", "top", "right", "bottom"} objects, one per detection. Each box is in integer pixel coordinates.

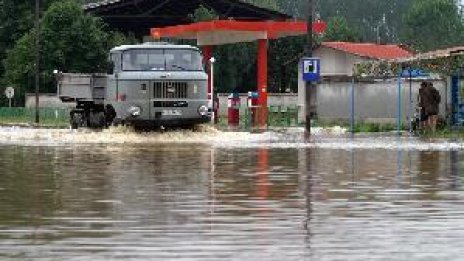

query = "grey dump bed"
[{"left": 57, "top": 73, "right": 107, "bottom": 103}]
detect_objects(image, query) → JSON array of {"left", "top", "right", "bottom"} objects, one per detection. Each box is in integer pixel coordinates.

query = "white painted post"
[{"left": 209, "top": 57, "right": 216, "bottom": 124}]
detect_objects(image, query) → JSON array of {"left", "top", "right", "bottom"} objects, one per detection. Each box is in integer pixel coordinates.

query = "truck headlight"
[
  {"left": 198, "top": 105, "right": 208, "bottom": 116},
  {"left": 128, "top": 106, "right": 142, "bottom": 117}
]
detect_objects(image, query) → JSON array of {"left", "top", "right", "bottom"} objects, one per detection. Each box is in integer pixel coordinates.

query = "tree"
[
  {"left": 189, "top": 5, "right": 218, "bottom": 22},
  {"left": 0, "top": 0, "right": 61, "bottom": 75},
  {"left": 323, "top": 16, "right": 361, "bottom": 42},
  {"left": 402, "top": 0, "right": 464, "bottom": 51},
  {"left": 317, "top": 0, "right": 414, "bottom": 43},
  {"left": 3, "top": 0, "right": 126, "bottom": 103}
]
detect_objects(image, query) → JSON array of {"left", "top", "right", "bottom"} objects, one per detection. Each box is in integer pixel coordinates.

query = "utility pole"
[
  {"left": 34, "top": 0, "right": 40, "bottom": 124},
  {"left": 305, "top": 0, "right": 314, "bottom": 133}
]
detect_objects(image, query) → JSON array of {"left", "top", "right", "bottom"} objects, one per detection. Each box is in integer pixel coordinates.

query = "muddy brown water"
[{"left": 1, "top": 131, "right": 464, "bottom": 260}]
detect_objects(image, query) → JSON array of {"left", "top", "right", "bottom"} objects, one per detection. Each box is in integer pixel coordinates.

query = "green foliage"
[
  {"left": 189, "top": 5, "right": 218, "bottom": 22},
  {"left": 323, "top": 16, "right": 361, "bottom": 42},
  {"left": 316, "top": 119, "right": 399, "bottom": 133},
  {"left": 268, "top": 36, "right": 306, "bottom": 93},
  {"left": 0, "top": 0, "right": 61, "bottom": 75},
  {"left": 215, "top": 42, "right": 258, "bottom": 93},
  {"left": 3, "top": 0, "right": 126, "bottom": 102},
  {"left": 0, "top": 107, "right": 70, "bottom": 127},
  {"left": 402, "top": 0, "right": 464, "bottom": 51},
  {"left": 317, "top": 0, "right": 414, "bottom": 43}
]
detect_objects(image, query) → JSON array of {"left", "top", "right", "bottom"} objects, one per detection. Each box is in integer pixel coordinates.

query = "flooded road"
[{"left": 1, "top": 128, "right": 464, "bottom": 260}]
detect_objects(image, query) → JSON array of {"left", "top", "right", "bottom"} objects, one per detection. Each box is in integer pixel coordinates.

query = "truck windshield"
[{"left": 122, "top": 49, "right": 203, "bottom": 71}]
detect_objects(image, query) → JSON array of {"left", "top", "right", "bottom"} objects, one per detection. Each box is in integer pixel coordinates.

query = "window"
[{"left": 122, "top": 49, "right": 203, "bottom": 71}]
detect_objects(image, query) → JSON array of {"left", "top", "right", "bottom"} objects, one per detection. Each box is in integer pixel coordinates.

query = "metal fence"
[
  {"left": 220, "top": 105, "right": 300, "bottom": 130},
  {"left": 0, "top": 107, "right": 71, "bottom": 127}
]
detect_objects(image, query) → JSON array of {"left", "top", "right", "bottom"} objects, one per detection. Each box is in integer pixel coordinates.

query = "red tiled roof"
[{"left": 321, "top": 42, "right": 413, "bottom": 60}]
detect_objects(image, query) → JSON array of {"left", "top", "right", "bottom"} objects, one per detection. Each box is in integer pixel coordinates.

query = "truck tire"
[
  {"left": 70, "top": 112, "right": 83, "bottom": 129},
  {"left": 105, "top": 104, "right": 116, "bottom": 127},
  {"left": 112, "top": 118, "right": 124, "bottom": 127},
  {"left": 89, "top": 111, "right": 106, "bottom": 128},
  {"left": 96, "top": 112, "right": 106, "bottom": 128}
]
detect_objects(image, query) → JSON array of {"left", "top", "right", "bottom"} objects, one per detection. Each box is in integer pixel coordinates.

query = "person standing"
[{"left": 418, "top": 81, "right": 441, "bottom": 132}]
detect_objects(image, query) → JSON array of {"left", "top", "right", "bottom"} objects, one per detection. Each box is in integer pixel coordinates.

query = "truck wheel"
[
  {"left": 112, "top": 118, "right": 124, "bottom": 127},
  {"left": 96, "top": 112, "right": 106, "bottom": 128},
  {"left": 105, "top": 104, "right": 117, "bottom": 127},
  {"left": 71, "top": 112, "right": 83, "bottom": 129},
  {"left": 89, "top": 111, "right": 106, "bottom": 128}
]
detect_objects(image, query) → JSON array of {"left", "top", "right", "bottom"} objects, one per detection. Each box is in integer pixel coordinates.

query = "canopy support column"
[
  {"left": 203, "top": 45, "right": 214, "bottom": 99},
  {"left": 257, "top": 39, "right": 268, "bottom": 128}
]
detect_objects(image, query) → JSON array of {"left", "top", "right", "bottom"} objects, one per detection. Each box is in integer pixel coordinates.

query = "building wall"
[
  {"left": 297, "top": 78, "right": 448, "bottom": 124},
  {"left": 313, "top": 47, "right": 370, "bottom": 76}
]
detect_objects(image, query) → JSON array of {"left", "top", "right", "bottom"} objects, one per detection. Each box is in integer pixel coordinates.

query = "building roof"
[
  {"left": 321, "top": 42, "right": 413, "bottom": 60},
  {"left": 395, "top": 46, "right": 464, "bottom": 63},
  {"left": 84, "top": 0, "right": 291, "bottom": 37}
]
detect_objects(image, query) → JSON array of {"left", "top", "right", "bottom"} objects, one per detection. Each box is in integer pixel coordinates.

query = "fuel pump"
[
  {"left": 228, "top": 92, "right": 241, "bottom": 127},
  {"left": 247, "top": 92, "right": 259, "bottom": 126}
]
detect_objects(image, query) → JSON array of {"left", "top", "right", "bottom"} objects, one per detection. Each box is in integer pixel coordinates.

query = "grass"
[
  {"left": 417, "top": 126, "right": 464, "bottom": 139},
  {"left": 314, "top": 119, "right": 402, "bottom": 133}
]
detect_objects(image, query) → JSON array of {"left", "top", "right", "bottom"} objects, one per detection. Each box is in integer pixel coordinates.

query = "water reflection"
[
  {"left": 449, "top": 151, "right": 460, "bottom": 190},
  {"left": 0, "top": 144, "right": 464, "bottom": 260},
  {"left": 417, "top": 151, "right": 440, "bottom": 193}
]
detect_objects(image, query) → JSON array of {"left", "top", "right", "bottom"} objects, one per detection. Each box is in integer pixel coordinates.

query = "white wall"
[
  {"left": 298, "top": 78, "right": 448, "bottom": 124},
  {"left": 25, "top": 94, "right": 74, "bottom": 108},
  {"left": 313, "top": 47, "right": 347, "bottom": 76},
  {"left": 313, "top": 47, "right": 371, "bottom": 76}
]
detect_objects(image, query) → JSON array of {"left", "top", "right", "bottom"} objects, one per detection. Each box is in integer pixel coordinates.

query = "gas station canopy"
[
  {"left": 151, "top": 20, "right": 308, "bottom": 45},
  {"left": 84, "top": 0, "right": 291, "bottom": 37}
]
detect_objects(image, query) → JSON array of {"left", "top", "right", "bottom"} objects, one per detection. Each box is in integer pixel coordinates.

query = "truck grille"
[{"left": 153, "top": 81, "right": 188, "bottom": 99}]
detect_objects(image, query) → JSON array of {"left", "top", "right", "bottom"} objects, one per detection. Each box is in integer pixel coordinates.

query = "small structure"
[
  {"left": 314, "top": 42, "right": 413, "bottom": 77},
  {"left": 298, "top": 42, "right": 426, "bottom": 125}
]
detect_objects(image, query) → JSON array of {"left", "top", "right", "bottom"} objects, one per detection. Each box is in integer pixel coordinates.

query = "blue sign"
[
  {"left": 400, "top": 68, "right": 430, "bottom": 78},
  {"left": 302, "top": 57, "right": 321, "bottom": 82}
]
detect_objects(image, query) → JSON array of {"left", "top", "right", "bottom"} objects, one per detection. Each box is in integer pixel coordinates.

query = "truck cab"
[{"left": 107, "top": 42, "right": 210, "bottom": 128}]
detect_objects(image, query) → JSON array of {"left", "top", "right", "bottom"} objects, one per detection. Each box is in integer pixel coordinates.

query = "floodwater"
[{"left": 1, "top": 127, "right": 464, "bottom": 260}]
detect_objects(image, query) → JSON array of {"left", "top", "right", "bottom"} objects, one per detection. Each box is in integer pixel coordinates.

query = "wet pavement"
[{"left": 0, "top": 127, "right": 464, "bottom": 260}]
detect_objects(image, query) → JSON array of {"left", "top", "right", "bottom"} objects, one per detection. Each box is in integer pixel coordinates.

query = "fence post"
[{"left": 397, "top": 73, "right": 402, "bottom": 135}]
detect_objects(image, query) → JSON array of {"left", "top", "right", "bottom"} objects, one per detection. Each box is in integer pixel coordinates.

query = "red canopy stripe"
[{"left": 151, "top": 20, "right": 309, "bottom": 41}]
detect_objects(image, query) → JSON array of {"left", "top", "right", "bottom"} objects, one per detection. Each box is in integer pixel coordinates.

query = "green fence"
[
  {"left": 0, "top": 107, "right": 71, "bottom": 127},
  {"left": 220, "top": 105, "right": 300, "bottom": 130}
]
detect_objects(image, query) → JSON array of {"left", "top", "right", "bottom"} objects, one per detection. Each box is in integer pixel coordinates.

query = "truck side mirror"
[{"left": 107, "top": 61, "right": 115, "bottom": 75}]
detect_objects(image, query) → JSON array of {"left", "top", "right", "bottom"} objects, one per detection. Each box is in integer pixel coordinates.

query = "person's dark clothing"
[{"left": 419, "top": 84, "right": 441, "bottom": 116}]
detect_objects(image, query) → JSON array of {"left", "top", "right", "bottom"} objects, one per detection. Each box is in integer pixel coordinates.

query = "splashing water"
[{"left": 0, "top": 125, "right": 463, "bottom": 151}]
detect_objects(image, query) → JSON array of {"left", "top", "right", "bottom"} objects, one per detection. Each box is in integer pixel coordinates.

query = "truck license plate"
[{"left": 162, "top": 109, "right": 182, "bottom": 116}]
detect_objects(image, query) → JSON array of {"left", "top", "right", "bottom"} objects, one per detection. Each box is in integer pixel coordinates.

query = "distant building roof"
[
  {"left": 395, "top": 46, "right": 464, "bottom": 63},
  {"left": 321, "top": 42, "right": 413, "bottom": 60}
]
